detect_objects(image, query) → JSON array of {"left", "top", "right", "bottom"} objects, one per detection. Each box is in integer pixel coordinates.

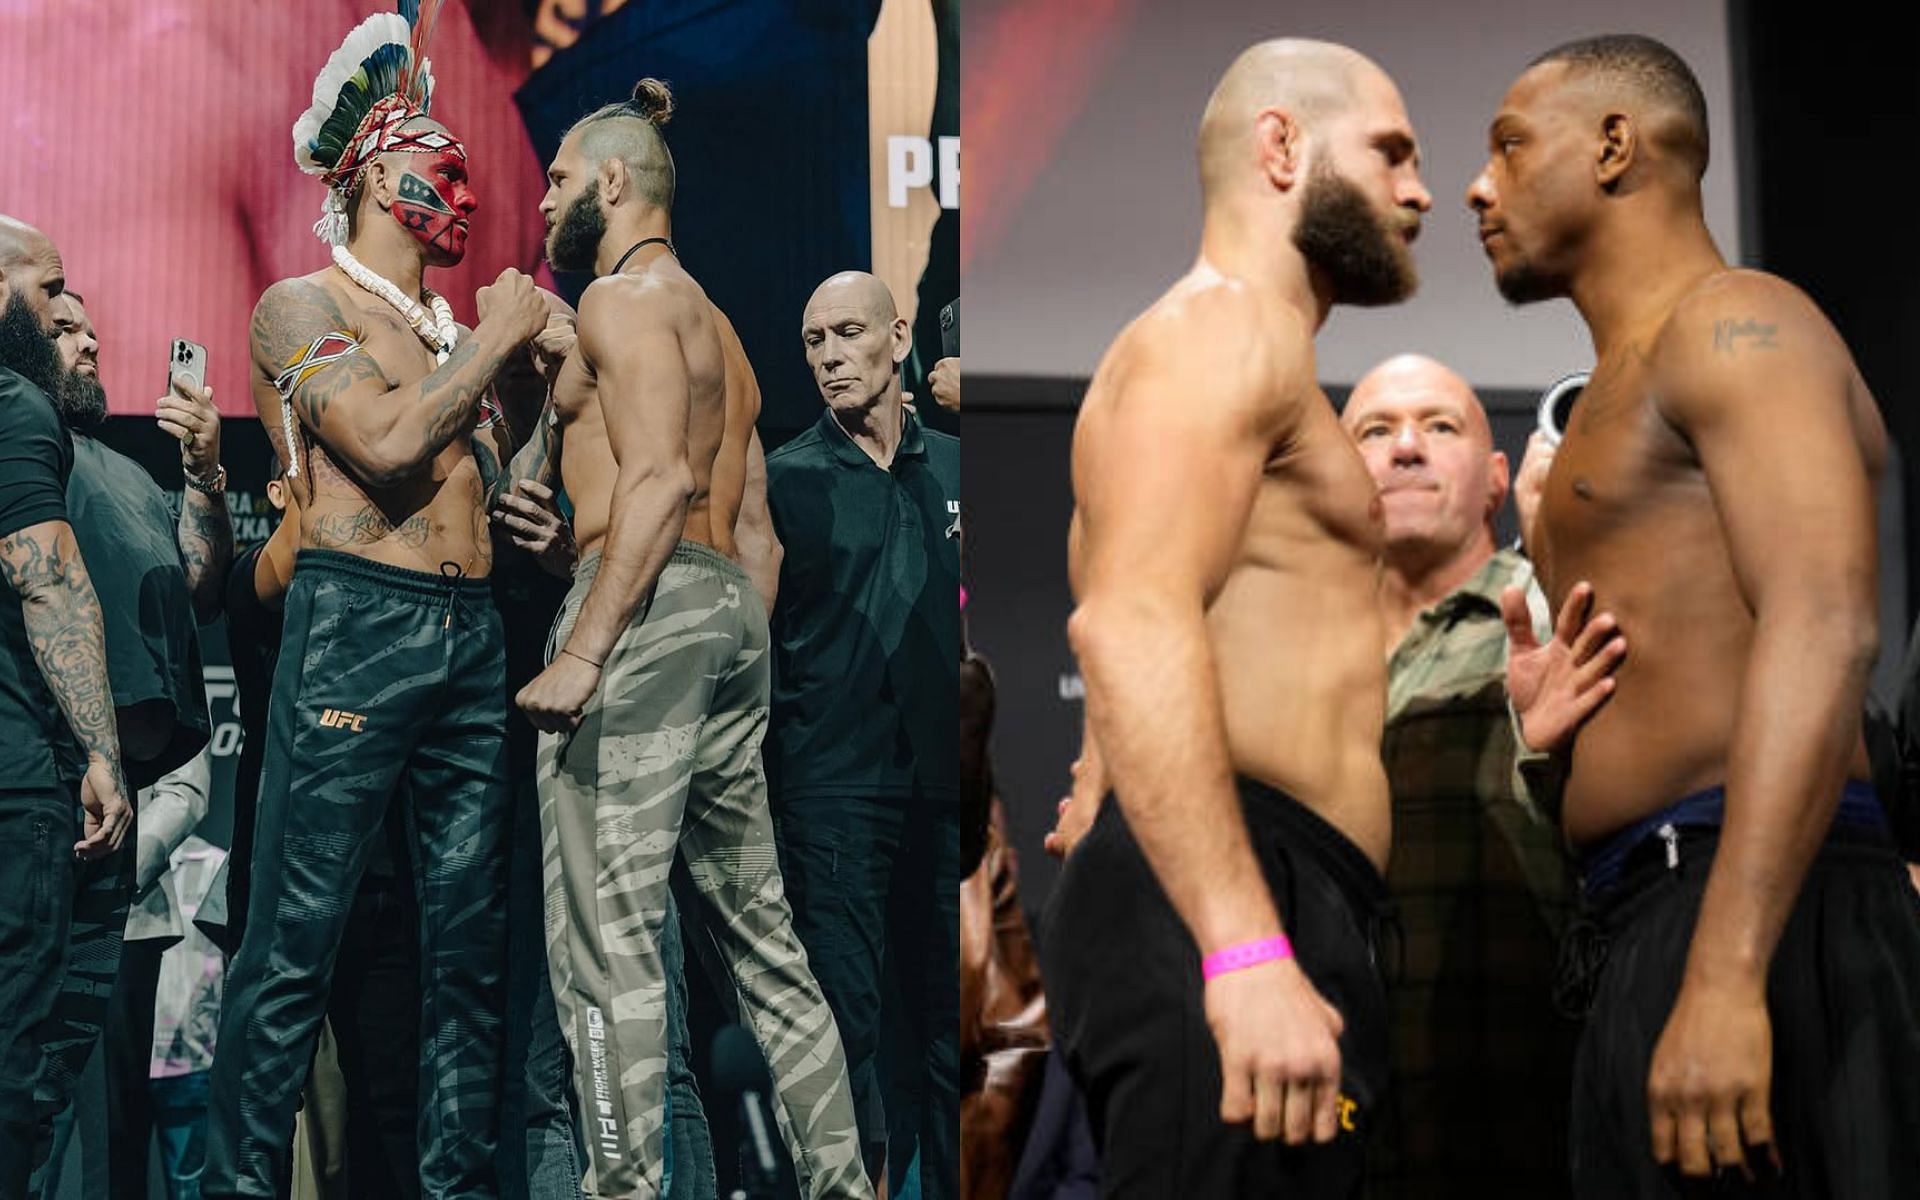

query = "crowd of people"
[
  {"left": 0, "top": 6, "right": 957, "bottom": 1200},
  {"left": 967, "top": 30, "right": 1920, "bottom": 1200}
]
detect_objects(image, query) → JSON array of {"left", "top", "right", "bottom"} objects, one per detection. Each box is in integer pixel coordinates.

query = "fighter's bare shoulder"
[
  {"left": 1649, "top": 268, "right": 1855, "bottom": 424},
  {"left": 1092, "top": 272, "right": 1314, "bottom": 434},
  {"left": 248, "top": 272, "right": 360, "bottom": 369},
  {"left": 578, "top": 269, "right": 702, "bottom": 322},
  {"left": 575, "top": 269, "right": 704, "bottom": 357}
]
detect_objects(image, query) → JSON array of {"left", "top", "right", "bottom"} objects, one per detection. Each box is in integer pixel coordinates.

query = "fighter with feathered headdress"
[
  {"left": 296, "top": 0, "right": 453, "bottom": 246},
  {"left": 203, "top": 5, "right": 561, "bottom": 1194}
]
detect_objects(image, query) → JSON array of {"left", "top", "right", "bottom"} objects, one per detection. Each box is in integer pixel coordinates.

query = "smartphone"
[
  {"left": 939, "top": 299, "right": 959, "bottom": 359},
  {"left": 168, "top": 338, "right": 208, "bottom": 392}
]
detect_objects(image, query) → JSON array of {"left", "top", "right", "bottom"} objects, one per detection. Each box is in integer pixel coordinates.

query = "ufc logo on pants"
[{"left": 318, "top": 708, "right": 367, "bottom": 732}]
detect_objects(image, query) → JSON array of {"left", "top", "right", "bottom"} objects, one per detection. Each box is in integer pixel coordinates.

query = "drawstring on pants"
[{"left": 440, "top": 560, "right": 466, "bottom": 629}]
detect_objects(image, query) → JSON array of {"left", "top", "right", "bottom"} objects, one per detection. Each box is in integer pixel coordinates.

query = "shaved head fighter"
[{"left": 1040, "top": 40, "right": 1429, "bottom": 1195}]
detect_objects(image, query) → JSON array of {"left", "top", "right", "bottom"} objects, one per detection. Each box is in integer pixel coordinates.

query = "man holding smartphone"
[{"left": 25, "top": 290, "right": 226, "bottom": 1198}]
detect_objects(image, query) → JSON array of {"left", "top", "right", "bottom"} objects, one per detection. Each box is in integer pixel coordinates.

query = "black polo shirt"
[
  {"left": 766, "top": 406, "right": 960, "bottom": 802},
  {"left": 0, "top": 366, "right": 83, "bottom": 788}
]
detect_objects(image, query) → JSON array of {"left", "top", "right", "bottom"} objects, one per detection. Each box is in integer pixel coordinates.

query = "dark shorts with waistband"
[
  {"left": 1040, "top": 779, "right": 1391, "bottom": 1199},
  {"left": 1569, "top": 784, "right": 1920, "bottom": 1198}
]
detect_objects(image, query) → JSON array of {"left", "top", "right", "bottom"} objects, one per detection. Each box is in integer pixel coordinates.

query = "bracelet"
[
  {"left": 561, "top": 647, "right": 603, "bottom": 669},
  {"left": 1202, "top": 935, "right": 1294, "bottom": 981},
  {"left": 183, "top": 464, "right": 227, "bottom": 496}
]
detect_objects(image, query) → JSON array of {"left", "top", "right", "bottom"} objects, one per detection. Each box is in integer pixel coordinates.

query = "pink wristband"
[{"left": 1202, "top": 935, "right": 1294, "bottom": 981}]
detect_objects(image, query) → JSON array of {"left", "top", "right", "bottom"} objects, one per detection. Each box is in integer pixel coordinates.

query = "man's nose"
[
  {"left": 1467, "top": 168, "right": 1495, "bottom": 212},
  {"left": 1402, "top": 173, "right": 1433, "bottom": 213},
  {"left": 1391, "top": 426, "right": 1425, "bottom": 461}
]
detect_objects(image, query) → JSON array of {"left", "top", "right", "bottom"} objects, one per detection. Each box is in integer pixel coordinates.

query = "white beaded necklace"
[{"left": 330, "top": 243, "right": 459, "bottom": 361}]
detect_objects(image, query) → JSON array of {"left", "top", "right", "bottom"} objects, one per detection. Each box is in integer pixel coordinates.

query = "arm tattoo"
[
  {"left": 471, "top": 429, "right": 504, "bottom": 510},
  {"left": 0, "top": 525, "right": 120, "bottom": 770},
  {"left": 178, "top": 487, "right": 233, "bottom": 624},
  {"left": 254, "top": 280, "right": 369, "bottom": 478},
  {"left": 256, "top": 281, "right": 368, "bottom": 434},
  {"left": 419, "top": 338, "right": 489, "bottom": 452},
  {"left": 503, "top": 401, "right": 559, "bottom": 495},
  {"left": 286, "top": 341, "right": 384, "bottom": 433},
  {"left": 253, "top": 280, "right": 356, "bottom": 372},
  {"left": 1713, "top": 318, "right": 1780, "bottom": 355},
  {"left": 254, "top": 279, "right": 503, "bottom": 482}
]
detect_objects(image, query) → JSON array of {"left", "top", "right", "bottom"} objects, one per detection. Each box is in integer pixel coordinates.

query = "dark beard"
[
  {"left": 56, "top": 369, "right": 108, "bottom": 434},
  {"left": 546, "top": 182, "right": 607, "bottom": 274},
  {"left": 1494, "top": 255, "right": 1562, "bottom": 305},
  {"left": 0, "top": 291, "right": 64, "bottom": 400},
  {"left": 1293, "top": 163, "right": 1417, "bottom": 307}
]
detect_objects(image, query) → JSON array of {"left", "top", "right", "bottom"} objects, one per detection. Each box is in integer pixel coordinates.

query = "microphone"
[
  {"left": 712, "top": 1024, "right": 781, "bottom": 1200},
  {"left": 1536, "top": 370, "right": 1589, "bottom": 447}
]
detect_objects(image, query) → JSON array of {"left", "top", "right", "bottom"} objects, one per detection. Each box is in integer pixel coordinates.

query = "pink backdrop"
[{"left": 0, "top": 1, "right": 548, "bottom": 418}]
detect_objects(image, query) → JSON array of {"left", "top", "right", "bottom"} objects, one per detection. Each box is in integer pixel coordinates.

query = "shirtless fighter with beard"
[
  {"left": 1040, "top": 40, "right": 1432, "bottom": 1197},
  {"left": 517, "top": 80, "right": 868, "bottom": 1199}
]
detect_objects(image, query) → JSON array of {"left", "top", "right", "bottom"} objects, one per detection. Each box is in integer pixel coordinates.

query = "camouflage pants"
[{"left": 538, "top": 544, "right": 869, "bottom": 1200}]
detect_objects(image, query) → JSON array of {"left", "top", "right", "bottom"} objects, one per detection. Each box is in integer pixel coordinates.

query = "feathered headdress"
[{"left": 293, "top": 0, "right": 454, "bottom": 245}]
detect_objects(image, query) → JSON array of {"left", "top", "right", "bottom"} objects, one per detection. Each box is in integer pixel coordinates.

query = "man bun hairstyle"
[
  {"left": 629, "top": 77, "right": 674, "bottom": 126},
  {"left": 570, "top": 77, "right": 678, "bottom": 209}
]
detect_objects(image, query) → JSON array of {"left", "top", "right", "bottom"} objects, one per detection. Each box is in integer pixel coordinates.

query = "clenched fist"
[
  {"left": 518, "top": 651, "right": 600, "bottom": 733},
  {"left": 476, "top": 268, "right": 550, "bottom": 347},
  {"left": 1207, "top": 955, "right": 1347, "bottom": 1145}
]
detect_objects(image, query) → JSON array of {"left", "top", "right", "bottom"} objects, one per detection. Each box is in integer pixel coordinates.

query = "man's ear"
[
  {"left": 1255, "top": 107, "right": 1306, "bottom": 192},
  {"left": 600, "top": 157, "right": 628, "bottom": 208},
  {"left": 363, "top": 158, "right": 396, "bottom": 210},
  {"left": 1596, "top": 113, "right": 1636, "bottom": 189},
  {"left": 890, "top": 316, "right": 912, "bottom": 366},
  {"left": 1487, "top": 449, "right": 1511, "bottom": 520}
]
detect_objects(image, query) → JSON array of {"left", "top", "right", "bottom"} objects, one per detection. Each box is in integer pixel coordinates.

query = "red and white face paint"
[{"left": 390, "top": 143, "right": 476, "bottom": 263}]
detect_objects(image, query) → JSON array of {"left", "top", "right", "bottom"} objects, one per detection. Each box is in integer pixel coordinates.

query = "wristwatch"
[{"left": 184, "top": 464, "right": 228, "bottom": 496}]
